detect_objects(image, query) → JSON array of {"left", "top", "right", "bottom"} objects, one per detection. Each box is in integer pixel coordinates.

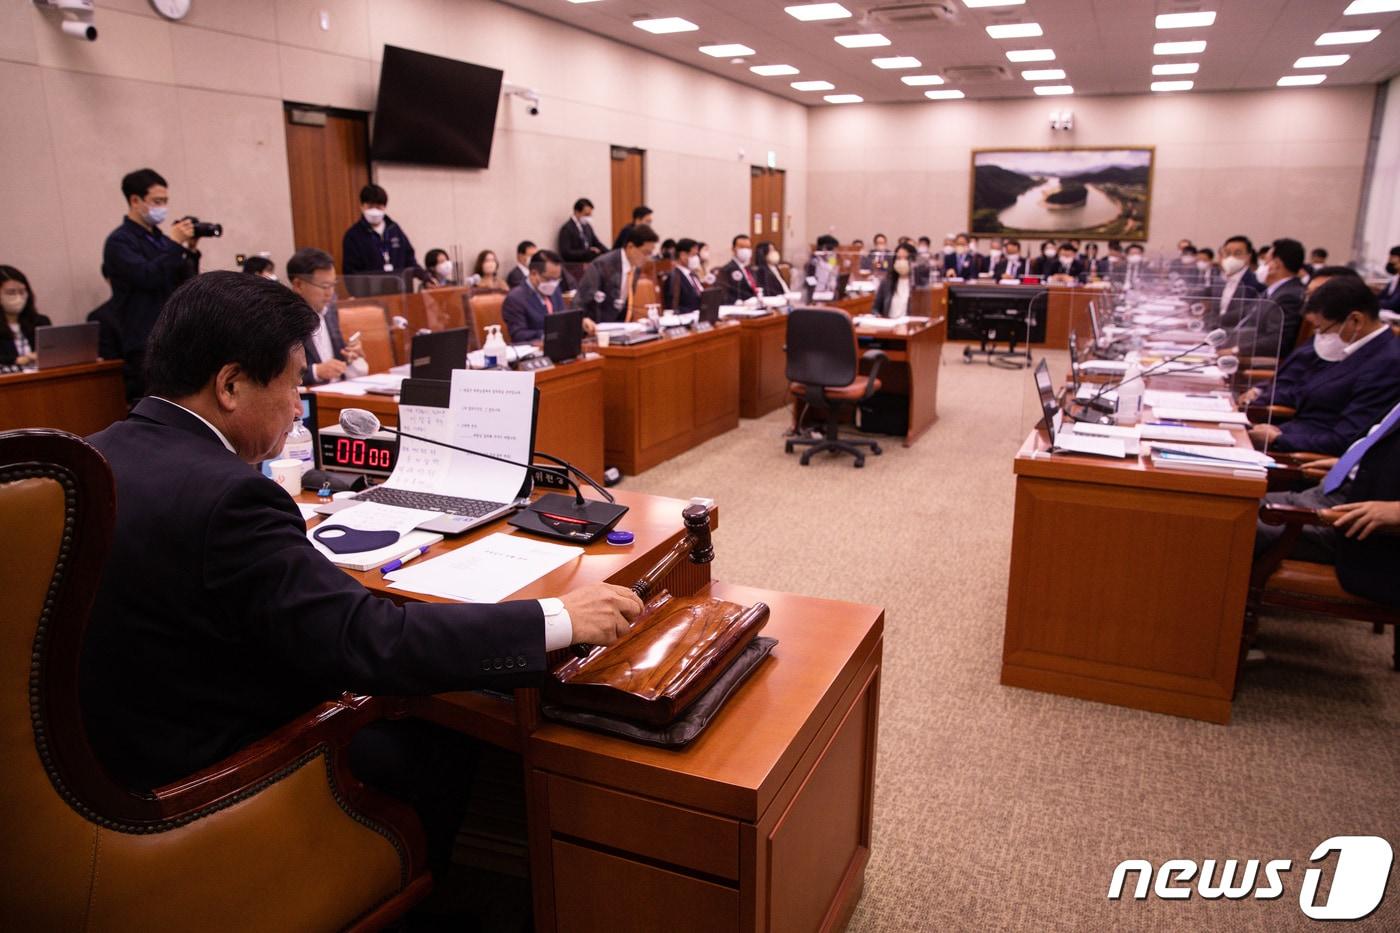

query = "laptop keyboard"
[{"left": 355, "top": 485, "right": 506, "bottom": 518}]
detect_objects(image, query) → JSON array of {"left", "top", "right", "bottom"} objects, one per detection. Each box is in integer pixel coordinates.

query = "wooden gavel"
[{"left": 571, "top": 504, "right": 713, "bottom": 658}]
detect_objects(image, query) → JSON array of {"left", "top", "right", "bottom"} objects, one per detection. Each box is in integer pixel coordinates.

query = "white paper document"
[
  {"left": 1143, "top": 390, "right": 1232, "bottom": 412},
  {"left": 386, "top": 532, "right": 584, "bottom": 602},
  {"left": 309, "top": 382, "right": 368, "bottom": 396},
  {"left": 1150, "top": 407, "right": 1251, "bottom": 425}
]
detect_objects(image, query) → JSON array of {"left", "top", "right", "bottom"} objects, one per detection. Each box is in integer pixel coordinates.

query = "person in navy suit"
[
  {"left": 1046, "top": 242, "right": 1086, "bottom": 284},
  {"left": 942, "top": 232, "right": 981, "bottom": 279},
  {"left": 501, "top": 249, "right": 565, "bottom": 341},
  {"left": 82, "top": 271, "right": 641, "bottom": 875},
  {"left": 665, "top": 238, "right": 705, "bottom": 313},
  {"left": 557, "top": 197, "right": 606, "bottom": 263},
  {"left": 1379, "top": 244, "right": 1400, "bottom": 314},
  {"left": 1245, "top": 275, "right": 1400, "bottom": 454},
  {"left": 286, "top": 247, "right": 364, "bottom": 386},
  {"left": 341, "top": 183, "right": 418, "bottom": 278}
]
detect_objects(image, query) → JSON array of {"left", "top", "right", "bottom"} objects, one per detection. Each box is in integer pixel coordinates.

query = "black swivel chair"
[{"left": 784, "top": 307, "right": 888, "bottom": 468}]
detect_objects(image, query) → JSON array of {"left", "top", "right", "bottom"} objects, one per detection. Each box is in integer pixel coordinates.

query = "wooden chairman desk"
[
  {"left": 310, "top": 357, "right": 606, "bottom": 479},
  {"left": 0, "top": 360, "right": 127, "bottom": 436},
  {"left": 320, "top": 490, "right": 884, "bottom": 932},
  {"left": 595, "top": 323, "right": 741, "bottom": 475},
  {"left": 1001, "top": 389, "right": 1265, "bottom": 724}
]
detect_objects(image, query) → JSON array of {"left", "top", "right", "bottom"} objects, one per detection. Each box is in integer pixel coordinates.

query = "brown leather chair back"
[
  {"left": 334, "top": 304, "right": 396, "bottom": 374},
  {"left": 470, "top": 292, "right": 510, "bottom": 344},
  {"left": 632, "top": 277, "right": 659, "bottom": 320},
  {"left": 413, "top": 286, "right": 470, "bottom": 332},
  {"left": 0, "top": 430, "right": 427, "bottom": 931},
  {"left": 1293, "top": 315, "right": 1316, "bottom": 352}
]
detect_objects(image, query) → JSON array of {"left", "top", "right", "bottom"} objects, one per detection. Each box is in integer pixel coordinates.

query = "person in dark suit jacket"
[
  {"left": 0, "top": 266, "right": 51, "bottom": 367},
  {"left": 557, "top": 198, "right": 606, "bottom": 263},
  {"left": 81, "top": 270, "right": 641, "bottom": 872},
  {"left": 1240, "top": 237, "right": 1308, "bottom": 358},
  {"left": 573, "top": 224, "right": 660, "bottom": 331},
  {"left": 1378, "top": 245, "right": 1400, "bottom": 314},
  {"left": 341, "top": 183, "right": 419, "bottom": 277},
  {"left": 752, "top": 242, "right": 788, "bottom": 297},
  {"left": 1046, "top": 243, "right": 1086, "bottom": 284},
  {"left": 872, "top": 243, "right": 923, "bottom": 317},
  {"left": 612, "top": 205, "right": 654, "bottom": 251},
  {"left": 665, "top": 239, "right": 705, "bottom": 313},
  {"left": 102, "top": 168, "right": 202, "bottom": 399},
  {"left": 718, "top": 234, "right": 761, "bottom": 304},
  {"left": 943, "top": 233, "right": 981, "bottom": 279},
  {"left": 286, "top": 247, "right": 364, "bottom": 386},
  {"left": 506, "top": 240, "right": 536, "bottom": 290},
  {"left": 992, "top": 240, "right": 1029, "bottom": 280},
  {"left": 1245, "top": 276, "right": 1400, "bottom": 455},
  {"left": 501, "top": 249, "right": 564, "bottom": 341}
]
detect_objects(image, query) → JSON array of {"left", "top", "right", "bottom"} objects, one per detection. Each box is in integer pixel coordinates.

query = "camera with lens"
[{"left": 180, "top": 216, "right": 224, "bottom": 239}]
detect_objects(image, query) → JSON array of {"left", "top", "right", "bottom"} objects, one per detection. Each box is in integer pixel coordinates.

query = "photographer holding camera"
[{"left": 103, "top": 168, "right": 204, "bottom": 400}]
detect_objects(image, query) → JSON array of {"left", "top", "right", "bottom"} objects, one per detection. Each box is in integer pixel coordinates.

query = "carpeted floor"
[{"left": 621, "top": 348, "right": 1400, "bottom": 932}]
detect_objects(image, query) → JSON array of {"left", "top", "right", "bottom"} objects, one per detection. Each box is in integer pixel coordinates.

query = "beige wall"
[
  {"left": 805, "top": 86, "right": 1377, "bottom": 261},
  {"left": 0, "top": 0, "right": 807, "bottom": 324},
  {"left": 1359, "top": 75, "right": 1400, "bottom": 274}
]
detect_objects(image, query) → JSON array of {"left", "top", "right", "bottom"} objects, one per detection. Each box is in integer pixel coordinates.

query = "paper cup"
[
  {"left": 270, "top": 458, "right": 303, "bottom": 497},
  {"left": 596, "top": 332, "right": 611, "bottom": 348}
]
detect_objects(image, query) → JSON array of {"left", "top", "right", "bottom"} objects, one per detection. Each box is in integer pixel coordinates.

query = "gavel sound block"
[{"left": 545, "top": 505, "right": 770, "bottom": 726}]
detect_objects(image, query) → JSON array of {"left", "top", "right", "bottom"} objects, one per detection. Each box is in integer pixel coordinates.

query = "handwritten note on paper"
[
  {"left": 446, "top": 369, "right": 535, "bottom": 504},
  {"left": 386, "top": 532, "right": 583, "bottom": 603}
]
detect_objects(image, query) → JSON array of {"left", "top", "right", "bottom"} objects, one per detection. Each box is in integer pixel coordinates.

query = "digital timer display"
[
  {"left": 334, "top": 437, "right": 393, "bottom": 469},
  {"left": 318, "top": 426, "right": 398, "bottom": 476}
]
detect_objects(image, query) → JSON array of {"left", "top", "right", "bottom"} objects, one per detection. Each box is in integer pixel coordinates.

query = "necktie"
[
  {"left": 1323, "top": 403, "right": 1400, "bottom": 493},
  {"left": 625, "top": 267, "right": 638, "bottom": 321},
  {"left": 743, "top": 265, "right": 758, "bottom": 296}
]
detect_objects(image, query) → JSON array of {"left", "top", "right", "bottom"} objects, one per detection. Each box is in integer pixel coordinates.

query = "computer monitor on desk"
[
  {"left": 543, "top": 310, "right": 583, "bottom": 363},
  {"left": 410, "top": 327, "right": 471, "bottom": 380},
  {"left": 699, "top": 287, "right": 723, "bottom": 325},
  {"left": 34, "top": 323, "right": 100, "bottom": 370}
]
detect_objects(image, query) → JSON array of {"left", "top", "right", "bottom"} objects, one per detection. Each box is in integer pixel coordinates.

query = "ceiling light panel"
[
  {"left": 699, "top": 43, "right": 756, "bottom": 57},
  {"left": 791, "top": 80, "right": 835, "bottom": 90},
  {"left": 1278, "top": 74, "right": 1327, "bottom": 86},
  {"left": 633, "top": 17, "right": 699, "bottom": 34},
  {"left": 1151, "top": 80, "right": 1194, "bottom": 92},
  {"left": 1154, "top": 40, "right": 1207, "bottom": 54},
  {"left": 1152, "top": 62, "right": 1199, "bottom": 75},
  {"left": 873, "top": 56, "right": 922, "bottom": 69},
  {"left": 926, "top": 89, "right": 966, "bottom": 99},
  {"left": 1005, "top": 48, "right": 1055, "bottom": 62},
  {"left": 824, "top": 93, "right": 863, "bottom": 103},
  {"left": 751, "top": 64, "right": 799, "bottom": 76},
  {"left": 1343, "top": 1, "right": 1400, "bottom": 13},
  {"left": 986, "top": 23, "right": 1043, "bottom": 39},
  {"left": 835, "top": 33, "right": 891, "bottom": 48},
  {"left": 1034, "top": 85, "right": 1073, "bottom": 95},
  {"left": 1155, "top": 12, "right": 1217, "bottom": 29},
  {"left": 1293, "top": 54, "right": 1350, "bottom": 67},
  {"left": 901, "top": 74, "right": 945, "bottom": 85},
  {"left": 1316, "top": 29, "right": 1381, "bottom": 44},
  {"left": 785, "top": 3, "right": 852, "bottom": 21},
  {"left": 1021, "top": 69, "right": 1066, "bottom": 80},
  {"left": 962, "top": 0, "right": 1023, "bottom": 7}
]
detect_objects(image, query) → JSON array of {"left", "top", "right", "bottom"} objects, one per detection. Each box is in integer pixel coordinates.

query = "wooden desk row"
[
  {"left": 0, "top": 360, "right": 128, "bottom": 437},
  {"left": 318, "top": 489, "right": 885, "bottom": 932},
  {"left": 1001, "top": 377, "right": 1264, "bottom": 724}
]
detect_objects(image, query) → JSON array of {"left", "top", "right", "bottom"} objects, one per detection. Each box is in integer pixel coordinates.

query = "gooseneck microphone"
[{"left": 1085, "top": 327, "right": 1230, "bottom": 408}]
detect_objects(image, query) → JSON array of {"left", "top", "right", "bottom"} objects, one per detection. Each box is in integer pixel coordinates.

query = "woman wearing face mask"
[
  {"left": 470, "top": 249, "right": 506, "bottom": 292},
  {"left": 695, "top": 242, "right": 717, "bottom": 286},
  {"left": 422, "top": 249, "right": 456, "bottom": 288},
  {"left": 0, "top": 266, "right": 51, "bottom": 369},
  {"left": 872, "top": 243, "right": 921, "bottom": 318},
  {"left": 753, "top": 241, "right": 788, "bottom": 297},
  {"left": 240, "top": 255, "right": 278, "bottom": 281},
  {"left": 1031, "top": 240, "right": 1059, "bottom": 278}
]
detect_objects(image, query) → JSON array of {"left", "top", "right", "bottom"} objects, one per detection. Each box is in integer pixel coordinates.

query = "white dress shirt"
[
  {"left": 310, "top": 309, "right": 336, "bottom": 375},
  {"left": 1219, "top": 268, "right": 1248, "bottom": 309},
  {"left": 151, "top": 397, "right": 236, "bottom": 454},
  {"left": 888, "top": 277, "right": 911, "bottom": 318},
  {"left": 8, "top": 321, "right": 30, "bottom": 359}
]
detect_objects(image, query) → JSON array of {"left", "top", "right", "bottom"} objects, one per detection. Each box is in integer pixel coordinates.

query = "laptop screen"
[
  {"left": 1034, "top": 358, "right": 1059, "bottom": 438},
  {"left": 399, "top": 377, "right": 540, "bottom": 499},
  {"left": 410, "top": 327, "right": 471, "bottom": 380}
]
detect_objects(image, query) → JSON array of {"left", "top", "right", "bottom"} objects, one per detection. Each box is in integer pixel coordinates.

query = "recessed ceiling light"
[
  {"left": 1020, "top": 68, "right": 1066, "bottom": 80},
  {"left": 925, "top": 89, "right": 966, "bottom": 99},
  {"left": 1151, "top": 80, "right": 1194, "bottom": 92},
  {"left": 1034, "top": 85, "right": 1073, "bottom": 96},
  {"left": 872, "top": 56, "right": 922, "bottom": 69},
  {"left": 1152, "top": 62, "right": 1199, "bottom": 75},
  {"left": 986, "top": 23, "right": 1043, "bottom": 39},
  {"left": 824, "top": 93, "right": 863, "bottom": 103},
  {"left": 1005, "top": 48, "right": 1055, "bottom": 62},
  {"left": 1316, "top": 29, "right": 1381, "bottom": 44},
  {"left": 566, "top": 0, "right": 604, "bottom": 4},
  {"left": 750, "top": 64, "right": 799, "bottom": 76},
  {"left": 1293, "top": 54, "right": 1351, "bottom": 67},
  {"left": 785, "top": 3, "right": 852, "bottom": 21},
  {"left": 962, "top": 0, "right": 1023, "bottom": 7},
  {"left": 835, "top": 33, "right": 890, "bottom": 48},
  {"left": 1154, "top": 40, "right": 1207, "bottom": 54},
  {"left": 700, "top": 43, "right": 756, "bottom": 57},
  {"left": 1155, "top": 11, "right": 1217, "bottom": 29},
  {"left": 1278, "top": 74, "right": 1327, "bottom": 86},
  {"left": 901, "top": 74, "right": 945, "bottom": 86},
  {"left": 1344, "top": 0, "right": 1400, "bottom": 13},
  {"left": 791, "top": 79, "right": 835, "bottom": 91},
  {"left": 633, "top": 17, "right": 699, "bottom": 34}
]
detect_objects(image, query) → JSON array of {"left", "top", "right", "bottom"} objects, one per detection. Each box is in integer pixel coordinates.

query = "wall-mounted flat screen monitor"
[{"left": 371, "top": 45, "right": 502, "bottom": 169}]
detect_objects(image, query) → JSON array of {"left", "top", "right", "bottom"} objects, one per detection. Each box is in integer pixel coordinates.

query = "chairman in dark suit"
[
  {"left": 102, "top": 168, "right": 202, "bottom": 399},
  {"left": 82, "top": 270, "right": 640, "bottom": 875},
  {"left": 557, "top": 198, "right": 606, "bottom": 263},
  {"left": 992, "top": 239, "right": 1029, "bottom": 280},
  {"left": 1245, "top": 276, "right": 1400, "bottom": 455},
  {"left": 285, "top": 248, "right": 364, "bottom": 386},
  {"left": 573, "top": 224, "right": 660, "bottom": 330},
  {"left": 501, "top": 249, "right": 564, "bottom": 341},
  {"left": 1232, "top": 237, "right": 1307, "bottom": 358}
]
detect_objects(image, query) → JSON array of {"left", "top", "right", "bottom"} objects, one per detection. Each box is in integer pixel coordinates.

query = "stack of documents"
[
  {"left": 1149, "top": 443, "right": 1273, "bottom": 475},
  {"left": 309, "top": 502, "right": 445, "bottom": 571},
  {"left": 1079, "top": 359, "right": 1131, "bottom": 375},
  {"left": 1149, "top": 407, "right": 1250, "bottom": 425},
  {"left": 385, "top": 532, "right": 583, "bottom": 602},
  {"left": 719, "top": 305, "right": 771, "bottom": 319},
  {"left": 1143, "top": 390, "right": 1232, "bottom": 412},
  {"left": 595, "top": 321, "right": 651, "bottom": 334},
  {"left": 1072, "top": 421, "right": 1237, "bottom": 446}
]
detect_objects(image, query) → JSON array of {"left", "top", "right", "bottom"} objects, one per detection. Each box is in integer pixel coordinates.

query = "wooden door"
[
  {"left": 749, "top": 167, "right": 786, "bottom": 254},
  {"left": 610, "top": 147, "right": 645, "bottom": 243},
  {"left": 284, "top": 105, "right": 371, "bottom": 274}
]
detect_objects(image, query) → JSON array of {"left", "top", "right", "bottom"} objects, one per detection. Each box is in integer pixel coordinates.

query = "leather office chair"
[
  {"left": 631, "top": 277, "right": 659, "bottom": 320},
  {"left": 784, "top": 307, "right": 887, "bottom": 467},
  {"left": 0, "top": 430, "right": 431, "bottom": 931},
  {"left": 334, "top": 304, "right": 397, "bottom": 374},
  {"left": 418, "top": 286, "right": 470, "bottom": 332},
  {"left": 470, "top": 292, "right": 510, "bottom": 345},
  {"left": 1250, "top": 502, "right": 1399, "bottom": 670}
]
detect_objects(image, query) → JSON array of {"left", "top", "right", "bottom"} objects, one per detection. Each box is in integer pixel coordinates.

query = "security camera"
[
  {"left": 32, "top": 0, "right": 97, "bottom": 41},
  {"left": 502, "top": 81, "right": 541, "bottom": 116}
]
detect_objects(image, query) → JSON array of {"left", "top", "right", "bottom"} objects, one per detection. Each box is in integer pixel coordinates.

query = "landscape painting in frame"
[{"left": 970, "top": 148, "right": 1153, "bottom": 241}]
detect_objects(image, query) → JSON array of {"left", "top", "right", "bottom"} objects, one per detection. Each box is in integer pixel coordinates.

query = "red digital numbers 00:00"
[{"left": 335, "top": 438, "right": 390, "bottom": 469}]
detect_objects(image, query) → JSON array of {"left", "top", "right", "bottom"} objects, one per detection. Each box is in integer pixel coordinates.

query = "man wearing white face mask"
[
  {"left": 754, "top": 241, "right": 788, "bottom": 297},
  {"left": 1243, "top": 274, "right": 1400, "bottom": 454},
  {"left": 103, "top": 167, "right": 202, "bottom": 401},
  {"left": 718, "top": 234, "right": 760, "bottom": 304},
  {"left": 666, "top": 239, "right": 705, "bottom": 313},
  {"left": 502, "top": 249, "right": 565, "bottom": 342},
  {"left": 341, "top": 183, "right": 419, "bottom": 283}
]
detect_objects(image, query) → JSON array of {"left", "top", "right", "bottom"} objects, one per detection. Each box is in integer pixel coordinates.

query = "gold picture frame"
[{"left": 969, "top": 147, "right": 1156, "bottom": 242}]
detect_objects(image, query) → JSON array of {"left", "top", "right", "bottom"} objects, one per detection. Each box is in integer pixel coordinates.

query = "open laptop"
[
  {"left": 35, "top": 323, "right": 100, "bottom": 370},
  {"left": 410, "top": 327, "right": 471, "bottom": 380},
  {"left": 1034, "top": 359, "right": 1128, "bottom": 458},
  {"left": 543, "top": 309, "right": 583, "bottom": 363},
  {"left": 346, "top": 377, "right": 540, "bottom": 535}
]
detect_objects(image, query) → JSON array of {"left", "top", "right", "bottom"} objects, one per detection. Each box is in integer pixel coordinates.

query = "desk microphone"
[
  {"left": 337, "top": 409, "right": 627, "bottom": 543},
  {"left": 1085, "top": 327, "right": 1228, "bottom": 408}
]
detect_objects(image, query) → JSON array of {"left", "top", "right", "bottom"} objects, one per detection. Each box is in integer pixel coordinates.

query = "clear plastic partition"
[{"left": 342, "top": 271, "right": 416, "bottom": 299}]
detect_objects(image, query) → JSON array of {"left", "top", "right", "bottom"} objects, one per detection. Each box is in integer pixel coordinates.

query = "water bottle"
[
  {"left": 282, "top": 418, "right": 315, "bottom": 476},
  {"left": 1117, "top": 355, "right": 1143, "bottom": 427}
]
